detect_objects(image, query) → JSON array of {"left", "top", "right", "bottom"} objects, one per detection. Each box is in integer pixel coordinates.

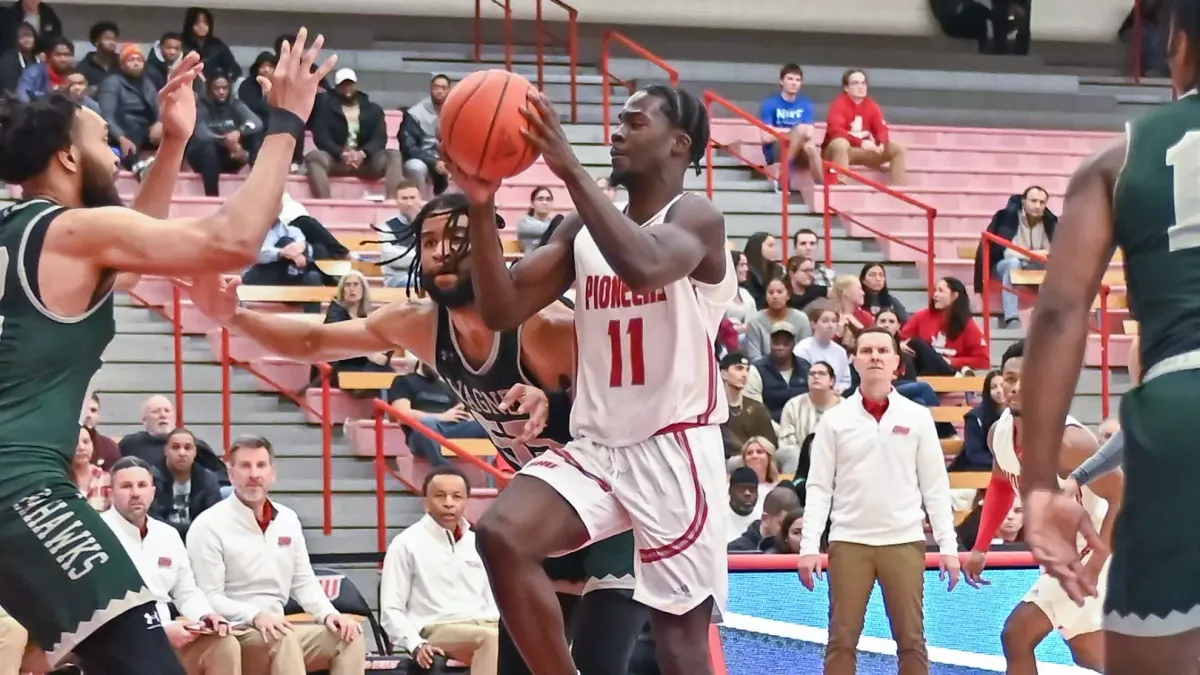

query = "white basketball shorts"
[
  {"left": 1023, "top": 554, "right": 1110, "bottom": 640},
  {"left": 519, "top": 424, "right": 728, "bottom": 617}
]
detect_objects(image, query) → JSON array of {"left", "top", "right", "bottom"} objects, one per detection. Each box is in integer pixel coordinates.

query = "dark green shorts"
[
  {"left": 0, "top": 482, "right": 152, "bottom": 665},
  {"left": 1106, "top": 369, "right": 1200, "bottom": 636},
  {"left": 543, "top": 531, "right": 635, "bottom": 592}
]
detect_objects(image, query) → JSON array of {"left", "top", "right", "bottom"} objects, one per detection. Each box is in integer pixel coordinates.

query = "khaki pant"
[
  {"left": 823, "top": 137, "right": 908, "bottom": 185},
  {"left": 305, "top": 148, "right": 405, "bottom": 199},
  {"left": 825, "top": 541, "right": 927, "bottom": 675},
  {"left": 422, "top": 620, "right": 499, "bottom": 675},
  {"left": 178, "top": 634, "right": 242, "bottom": 675},
  {"left": 0, "top": 616, "right": 28, "bottom": 675},
  {"left": 238, "top": 624, "right": 366, "bottom": 675}
]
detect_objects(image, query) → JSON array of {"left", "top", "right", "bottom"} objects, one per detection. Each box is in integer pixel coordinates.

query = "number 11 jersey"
[{"left": 571, "top": 194, "right": 737, "bottom": 447}]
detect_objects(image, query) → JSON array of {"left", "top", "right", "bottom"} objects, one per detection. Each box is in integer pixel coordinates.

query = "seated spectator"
[
  {"left": 98, "top": 44, "right": 162, "bottom": 169},
  {"left": 725, "top": 251, "right": 758, "bottom": 336},
  {"left": 752, "top": 323, "right": 811, "bottom": 420},
  {"left": 1098, "top": 416, "right": 1120, "bottom": 443},
  {"left": 307, "top": 68, "right": 404, "bottom": 199},
  {"left": 145, "top": 31, "right": 185, "bottom": 91},
  {"left": 900, "top": 276, "right": 990, "bottom": 375},
  {"left": 16, "top": 34, "right": 71, "bottom": 102},
  {"left": 794, "top": 303, "right": 851, "bottom": 390},
  {"left": 728, "top": 484, "right": 802, "bottom": 553},
  {"left": 721, "top": 352, "right": 777, "bottom": 462},
  {"left": 181, "top": 7, "right": 240, "bottom": 80},
  {"left": 759, "top": 63, "right": 823, "bottom": 184},
  {"left": 792, "top": 228, "right": 837, "bottom": 289},
  {"left": 874, "top": 308, "right": 918, "bottom": 382},
  {"left": 786, "top": 255, "right": 828, "bottom": 312},
  {"left": 149, "top": 428, "right": 223, "bottom": 538},
  {"left": 930, "top": 0, "right": 995, "bottom": 52},
  {"left": 60, "top": 71, "right": 101, "bottom": 114},
  {"left": 239, "top": 51, "right": 303, "bottom": 169},
  {"left": 741, "top": 232, "right": 782, "bottom": 308},
  {"left": 727, "top": 467, "right": 762, "bottom": 543},
  {"left": 278, "top": 192, "right": 350, "bottom": 263},
  {"left": 73, "top": 426, "right": 110, "bottom": 511},
  {"left": 972, "top": 186, "right": 1056, "bottom": 328},
  {"left": 737, "top": 437, "right": 782, "bottom": 508},
  {"left": 0, "top": 0, "right": 61, "bottom": 52},
  {"left": 953, "top": 370, "right": 1003, "bottom": 471},
  {"left": 821, "top": 68, "right": 907, "bottom": 185},
  {"left": 82, "top": 391, "right": 120, "bottom": 468},
  {"left": 516, "top": 186, "right": 557, "bottom": 253},
  {"left": 187, "top": 71, "right": 263, "bottom": 196},
  {"left": 380, "top": 179, "right": 426, "bottom": 288},
  {"left": 102, "top": 456, "right": 239, "bottom": 673},
  {"left": 830, "top": 274, "right": 875, "bottom": 353},
  {"left": 381, "top": 466, "right": 499, "bottom": 674},
  {"left": 241, "top": 205, "right": 325, "bottom": 289},
  {"left": 390, "top": 362, "right": 488, "bottom": 467},
  {"left": 957, "top": 495, "right": 1025, "bottom": 551},
  {"left": 861, "top": 262, "right": 908, "bottom": 323},
  {"left": 778, "top": 361, "right": 843, "bottom": 471},
  {"left": 187, "top": 436, "right": 365, "bottom": 673},
  {"left": 0, "top": 21, "right": 35, "bottom": 94},
  {"left": 744, "top": 278, "right": 811, "bottom": 361},
  {"left": 776, "top": 508, "right": 806, "bottom": 554},
  {"left": 323, "top": 271, "right": 396, "bottom": 382},
  {"left": 399, "top": 74, "right": 451, "bottom": 198},
  {"left": 119, "top": 394, "right": 227, "bottom": 482},
  {"left": 75, "top": 21, "right": 120, "bottom": 90}
]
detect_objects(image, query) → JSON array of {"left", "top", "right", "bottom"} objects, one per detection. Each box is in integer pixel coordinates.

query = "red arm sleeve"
[
  {"left": 949, "top": 320, "right": 992, "bottom": 371},
  {"left": 869, "top": 99, "right": 890, "bottom": 146},
  {"left": 973, "top": 471, "right": 1017, "bottom": 552},
  {"left": 823, "top": 96, "right": 863, "bottom": 149}
]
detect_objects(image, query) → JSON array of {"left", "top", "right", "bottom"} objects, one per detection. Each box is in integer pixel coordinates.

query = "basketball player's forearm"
[
  {"left": 1070, "top": 430, "right": 1125, "bottom": 487},
  {"left": 198, "top": 132, "right": 296, "bottom": 260},
  {"left": 131, "top": 136, "right": 185, "bottom": 219},
  {"left": 231, "top": 307, "right": 324, "bottom": 361},
  {"left": 559, "top": 164, "right": 665, "bottom": 286},
  {"left": 467, "top": 199, "right": 534, "bottom": 328}
]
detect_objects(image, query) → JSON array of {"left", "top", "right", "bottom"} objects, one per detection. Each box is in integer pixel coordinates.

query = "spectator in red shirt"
[
  {"left": 821, "top": 69, "right": 908, "bottom": 185},
  {"left": 900, "top": 276, "right": 990, "bottom": 375}
]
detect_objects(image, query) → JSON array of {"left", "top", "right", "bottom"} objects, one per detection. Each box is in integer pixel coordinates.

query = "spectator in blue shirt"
[
  {"left": 241, "top": 215, "right": 324, "bottom": 289},
  {"left": 16, "top": 35, "right": 73, "bottom": 102},
  {"left": 759, "top": 63, "right": 823, "bottom": 184}
]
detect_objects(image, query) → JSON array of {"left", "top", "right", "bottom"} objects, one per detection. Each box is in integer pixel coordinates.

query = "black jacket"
[
  {"left": 951, "top": 401, "right": 999, "bottom": 471},
  {"left": 118, "top": 431, "right": 229, "bottom": 485},
  {"left": 727, "top": 521, "right": 781, "bottom": 553},
  {"left": 75, "top": 51, "right": 118, "bottom": 87},
  {"left": 149, "top": 459, "right": 223, "bottom": 538},
  {"left": 311, "top": 90, "right": 388, "bottom": 157},
  {"left": 184, "top": 35, "right": 241, "bottom": 81},
  {"left": 96, "top": 73, "right": 159, "bottom": 145},
  {"left": 753, "top": 355, "right": 811, "bottom": 421},
  {"left": 0, "top": 47, "right": 30, "bottom": 93},
  {"left": 0, "top": 1, "right": 61, "bottom": 56},
  {"left": 194, "top": 95, "right": 262, "bottom": 141},
  {"left": 973, "top": 194, "right": 1058, "bottom": 293}
]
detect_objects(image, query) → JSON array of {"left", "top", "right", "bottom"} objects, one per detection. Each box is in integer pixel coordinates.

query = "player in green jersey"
[
  {"left": 1018, "top": 0, "right": 1200, "bottom": 672},
  {"left": 0, "top": 29, "right": 334, "bottom": 674}
]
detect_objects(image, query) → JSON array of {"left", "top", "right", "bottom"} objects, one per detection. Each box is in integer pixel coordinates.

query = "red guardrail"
[
  {"left": 979, "top": 232, "right": 1112, "bottom": 418},
  {"left": 703, "top": 92, "right": 793, "bottom": 258},
  {"left": 474, "top": 0, "right": 514, "bottom": 71},
  {"left": 823, "top": 163, "right": 938, "bottom": 296},
  {"left": 600, "top": 30, "right": 679, "bottom": 143},
  {"left": 535, "top": 0, "right": 579, "bottom": 124},
  {"left": 122, "top": 283, "right": 186, "bottom": 427}
]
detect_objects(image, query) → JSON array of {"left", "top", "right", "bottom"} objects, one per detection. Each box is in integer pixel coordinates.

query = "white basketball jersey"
[
  {"left": 570, "top": 194, "right": 737, "bottom": 447},
  {"left": 991, "top": 409, "right": 1108, "bottom": 550}
]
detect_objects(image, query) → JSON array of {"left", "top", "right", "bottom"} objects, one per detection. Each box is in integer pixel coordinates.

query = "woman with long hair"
[
  {"left": 181, "top": 7, "right": 241, "bottom": 79},
  {"left": 740, "top": 436, "right": 781, "bottom": 496},
  {"left": 860, "top": 262, "right": 908, "bottom": 323},
  {"left": 322, "top": 271, "right": 395, "bottom": 388},
  {"left": 725, "top": 250, "right": 760, "bottom": 331},
  {"left": 874, "top": 308, "right": 918, "bottom": 382},
  {"left": 954, "top": 370, "right": 1005, "bottom": 470},
  {"left": 778, "top": 361, "right": 842, "bottom": 472},
  {"left": 776, "top": 509, "right": 806, "bottom": 554},
  {"left": 786, "top": 255, "right": 829, "bottom": 311},
  {"left": 831, "top": 274, "right": 875, "bottom": 352},
  {"left": 900, "top": 276, "right": 990, "bottom": 375},
  {"left": 73, "top": 427, "right": 110, "bottom": 512},
  {"left": 743, "top": 277, "right": 811, "bottom": 360},
  {"left": 742, "top": 232, "right": 782, "bottom": 308},
  {"left": 516, "top": 185, "right": 556, "bottom": 252}
]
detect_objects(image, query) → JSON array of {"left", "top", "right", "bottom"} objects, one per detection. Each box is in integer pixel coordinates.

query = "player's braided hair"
[
  {"left": 641, "top": 84, "right": 709, "bottom": 176},
  {"left": 0, "top": 92, "right": 80, "bottom": 185}
]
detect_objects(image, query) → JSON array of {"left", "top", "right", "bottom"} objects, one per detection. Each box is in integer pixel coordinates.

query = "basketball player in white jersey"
[
  {"left": 449, "top": 85, "right": 734, "bottom": 675},
  {"left": 964, "top": 340, "right": 1122, "bottom": 673}
]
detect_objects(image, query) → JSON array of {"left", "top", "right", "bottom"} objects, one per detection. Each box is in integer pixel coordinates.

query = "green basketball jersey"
[
  {"left": 0, "top": 199, "right": 114, "bottom": 505},
  {"left": 1113, "top": 91, "right": 1200, "bottom": 372}
]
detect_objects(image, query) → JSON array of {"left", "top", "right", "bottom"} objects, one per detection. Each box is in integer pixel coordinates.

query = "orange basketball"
[{"left": 441, "top": 69, "right": 542, "bottom": 182}]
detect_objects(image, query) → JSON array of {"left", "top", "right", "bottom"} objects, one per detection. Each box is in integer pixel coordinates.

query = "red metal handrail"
[
  {"left": 600, "top": 30, "right": 679, "bottom": 143},
  {"left": 474, "top": 0, "right": 514, "bottom": 71},
  {"left": 316, "top": 363, "right": 333, "bottom": 535},
  {"left": 823, "top": 162, "right": 938, "bottom": 295},
  {"left": 535, "top": 0, "right": 579, "bottom": 124},
  {"left": 703, "top": 91, "right": 792, "bottom": 258},
  {"left": 123, "top": 282, "right": 186, "bottom": 426},
  {"left": 979, "top": 232, "right": 1113, "bottom": 418}
]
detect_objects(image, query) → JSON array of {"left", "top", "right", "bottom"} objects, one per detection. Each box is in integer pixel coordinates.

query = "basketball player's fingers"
[
  {"left": 797, "top": 567, "right": 813, "bottom": 591},
  {"left": 313, "top": 53, "right": 339, "bottom": 82},
  {"left": 526, "top": 88, "right": 559, "bottom": 124},
  {"left": 257, "top": 76, "right": 273, "bottom": 99},
  {"left": 291, "top": 27, "right": 310, "bottom": 65},
  {"left": 948, "top": 568, "right": 960, "bottom": 591},
  {"left": 519, "top": 106, "right": 551, "bottom": 137},
  {"left": 300, "top": 32, "right": 324, "bottom": 71},
  {"left": 499, "top": 385, "right": 523, "bottom": 412}
]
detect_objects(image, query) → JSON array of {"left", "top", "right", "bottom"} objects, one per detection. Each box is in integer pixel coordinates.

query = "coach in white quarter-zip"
[
  {"left": 187, "top": 435, "right": 366, "bottom": 675},
  {"left": 381, "top": 465, "right": 499, "bottom": 675},
  {"left": 101, "top": 457, "right": 239, "bottom": 675},
  {"left": 796, "top": 327, "right": 961, "bottom": 675}
]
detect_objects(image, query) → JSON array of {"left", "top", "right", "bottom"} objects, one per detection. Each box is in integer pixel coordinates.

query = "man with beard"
[
  {"left": 305, "top": 67, "right": 404, "bottom": 200},
  {"left": 0, "top": 30, "right": 334, "bottom": 675},
  {"left": 186, "top": 191, "right": 647, "bottom": 675}
]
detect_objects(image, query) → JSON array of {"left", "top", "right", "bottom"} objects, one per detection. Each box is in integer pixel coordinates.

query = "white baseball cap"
[{"left": 334, "top": 68, "right": 357, "bottom": 85}]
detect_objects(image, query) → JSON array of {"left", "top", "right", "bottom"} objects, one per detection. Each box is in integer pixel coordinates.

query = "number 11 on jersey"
[{"left": 608, "top": 317, "right": 645, "bottom": 387}]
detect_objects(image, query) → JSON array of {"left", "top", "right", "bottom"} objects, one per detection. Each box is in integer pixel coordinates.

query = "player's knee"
[
  {"left": 1000, "top": 617, "right": 1036, "bottom": 656},
  {"left": 475, "top": 508, "right": 527, "bottom": 563}
]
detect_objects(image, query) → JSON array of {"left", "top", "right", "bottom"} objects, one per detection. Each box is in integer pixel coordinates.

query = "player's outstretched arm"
[
  {"left": 973, "top": 426, "right": 1017, "bottom": 555},
  {"left": 46, "top": 29, "right": 336, "bottom": 277},
  {"left": 188, "top": 276, "right": 438, "bottom": 364},
  {"left": 1019, "top": 139, "right": 1124, "bottom": 494},
  {"left": 463, "top": 193, "right": 580, "bottom": 331},
  {"left": 130, "top": 52, "right": 203, "bottom": 219}
]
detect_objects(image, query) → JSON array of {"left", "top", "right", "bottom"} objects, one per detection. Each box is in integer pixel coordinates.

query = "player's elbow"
[{"left": 478, "top": 304, "right": 526, "bottom": 333}]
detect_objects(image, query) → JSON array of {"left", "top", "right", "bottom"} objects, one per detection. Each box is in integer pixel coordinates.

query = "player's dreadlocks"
[{"left": 642, "top": 84, "right": 710, "bottom": 175}]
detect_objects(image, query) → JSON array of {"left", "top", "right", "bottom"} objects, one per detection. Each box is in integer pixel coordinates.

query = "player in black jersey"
[{"left": 188, "top": 192, "right": 646, "bottom": 675}]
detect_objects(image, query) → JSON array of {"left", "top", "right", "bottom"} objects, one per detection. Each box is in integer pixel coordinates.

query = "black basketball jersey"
[{"left": 433, "top": 305, "right": 571, "bottom": 468}]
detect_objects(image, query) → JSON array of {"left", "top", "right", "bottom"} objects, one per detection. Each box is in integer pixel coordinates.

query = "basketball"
[{"left": 441, "top": 69, "right": 542, "bottom": 182}]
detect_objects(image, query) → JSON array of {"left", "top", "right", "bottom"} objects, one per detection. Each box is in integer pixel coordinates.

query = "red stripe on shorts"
[
  {"left": 639, "top": 431, "right": 709, "bottom": 563},
  {"left": 550, "top": 447, "right": 613, "bottom": 493}
]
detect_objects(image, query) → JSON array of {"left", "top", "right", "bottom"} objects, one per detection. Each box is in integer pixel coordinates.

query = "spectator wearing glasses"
[
  {"left": 186, "top": 71, "right": 263, "bottom": 196},
  {"left": 75, "top": 21, "right": 120, "bottom": 90},
  {"left": 399, "top": 73, "right": 451, "bottom": 198},
  {"left": 0, "top": 21, "right": 35, "bottom": 94},
  {"left": 97, "top": 43, "right": 162, "bottom": 168},
  {"left": 822, "top": 69, "right": 907, "bottom": 185},
  {"left": 786, "top": 255, "right": 828, "bottom": 312},
  {"left": 307, "top": 68, "right": 404, "bottom": 200},
  {"left": 15, "top": 34, "right": 71, "bottom": 102},
  {"left": 759, "top": 63, "right": 823, "bottom": 184}
]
